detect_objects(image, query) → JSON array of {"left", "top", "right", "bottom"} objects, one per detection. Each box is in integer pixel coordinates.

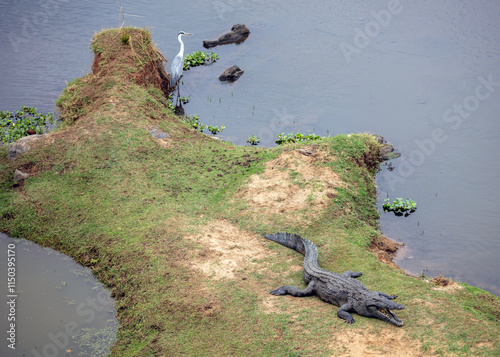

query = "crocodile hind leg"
[
  {"left": 341, "top": 271, "right": 362, "bottom": 279},
  {"left": 270, "top": 280, "right": 317, "bottom": 297}
]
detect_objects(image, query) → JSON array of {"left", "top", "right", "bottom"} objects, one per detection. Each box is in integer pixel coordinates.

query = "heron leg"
[
  {"left": 178, "top": 75, "right": 184, "bottom": 105},
  {"left": 176, "top": 84, "right": 180, "bottom": 106}
]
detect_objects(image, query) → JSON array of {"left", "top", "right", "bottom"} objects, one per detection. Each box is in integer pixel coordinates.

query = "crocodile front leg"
[
  {"left": 374, "top": 291, "right": 398, "bottom": 300},
  {"left": 270, "top": 280, "right": 317, "bottom": 297},
  {"left": 337, "top": 301, "right": 356, "bottom": 323}
]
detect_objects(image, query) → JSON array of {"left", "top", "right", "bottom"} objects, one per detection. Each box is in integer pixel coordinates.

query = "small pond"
[{"left": 0, "top": 233, "right": 118, "bottom": 357}]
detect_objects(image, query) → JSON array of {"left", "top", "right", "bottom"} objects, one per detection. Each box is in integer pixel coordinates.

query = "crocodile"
[{"left": 264, "top": 233, "right": 404, "bottom": 326}]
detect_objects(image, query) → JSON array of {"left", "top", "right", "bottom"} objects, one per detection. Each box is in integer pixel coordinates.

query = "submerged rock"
[
  {"left": 203, "top": 24, "right": 250, "bottom": 49},
  {"left": 374, "top": 135, "right": 401, "bottom": 160},
  {"left": 219, "top": 65, "right": 244, "bottom": 82},
  {"left": 379, "top": 144, "right": 401, "bottom": 160}
]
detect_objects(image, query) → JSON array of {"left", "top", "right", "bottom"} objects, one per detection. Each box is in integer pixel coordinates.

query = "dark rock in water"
[
  {"left": 374, "top": 136, "right": 385, "bottom": 145},
  {"left": 203, "top": 24, "right": 250, "bottom": 49},
  {"left": 219, "top": 66, "right": 244, "bottom": 82},
  {"left": 374, "top": 135, "right": 400, "bottom": 160},
  {"left": 14, "top": 169, "right": 29, "bottom": 183},
  {"left": 379, "top": 144, "right": 401, "bottom": 160}
]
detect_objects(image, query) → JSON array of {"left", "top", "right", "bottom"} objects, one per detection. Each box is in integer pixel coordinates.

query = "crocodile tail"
[{"left": 263, "top": 233, "right": 306, "bottom": 255}]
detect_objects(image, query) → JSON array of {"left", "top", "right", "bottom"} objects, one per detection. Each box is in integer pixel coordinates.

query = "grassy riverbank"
[{"left": 1, "top": 28, "right": 499, "bottom": 356}]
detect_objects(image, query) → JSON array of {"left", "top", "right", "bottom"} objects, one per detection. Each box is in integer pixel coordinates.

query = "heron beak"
[{"left": 185, "top": 33, "right": 193, "bottom": 36}]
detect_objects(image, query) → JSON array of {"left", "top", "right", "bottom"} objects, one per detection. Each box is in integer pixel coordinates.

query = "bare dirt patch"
[
  {"left": 238, "top": 147, "right": 343, "bottom": 220},
  {"left": 332, "top": 328, "right": 423, "bottom": 356},
  {"left": 369, "top": 235, "right": 403, "bottom": 271},
  {"left": 430, "top": 275, "right": 464, "bottom": 292},
  {"left": 186, "top": 220, "right": 269, "bottom": 279}
]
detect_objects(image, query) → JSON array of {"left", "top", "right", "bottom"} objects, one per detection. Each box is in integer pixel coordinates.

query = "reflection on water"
[
  {"left": 0, "top": 1, "right": 499, "bottom": 296},
  {"left": 0, "top": 234, "right": 117, "bottom": 356}
]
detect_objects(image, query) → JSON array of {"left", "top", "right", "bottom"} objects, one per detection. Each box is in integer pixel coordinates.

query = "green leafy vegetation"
[
  {"left": 383, "top": 197, "right": 417, "bottom": 214},
  {"left": 207, "top": 124, "right": 225, "bottom": 135},
  {"left": 166, "top": 95, "right": 191, "bottom": 110},
  {"left": 276, "top": 132, "right": 321, "bottom": 145},
  {"left": 184, "top": 114, "right": 204, "bottom": 131},
  {"left": 178, "top": 96, "right": 190, "bottom": 105},
  {"left": 246, "top": 135, "right": 260, "bottom": 145},
  {"left": 183, "top": 51, "right": 219, "bottom": 70},
  {"left": 183, "top": 114, "right": 225, "bottom": 135},
  {"left": 166, "top": 96, "right": 175, "bottom": 110},
  {"left": 0, "top": 106, "right": 54, "bottom": 143}
]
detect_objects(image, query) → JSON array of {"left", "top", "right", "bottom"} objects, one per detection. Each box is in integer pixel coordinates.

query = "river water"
[{"left": 1, "top": 0, "right": 499, "bottom": 300}]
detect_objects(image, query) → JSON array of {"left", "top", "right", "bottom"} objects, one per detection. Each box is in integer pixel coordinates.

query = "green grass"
[{"left": 1, "top": 28, "right": 498, "bottom": 356}]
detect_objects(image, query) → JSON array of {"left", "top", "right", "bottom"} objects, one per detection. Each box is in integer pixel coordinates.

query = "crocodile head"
[{"left": 358, "top": 295, "right": 405, "bottom": 327}]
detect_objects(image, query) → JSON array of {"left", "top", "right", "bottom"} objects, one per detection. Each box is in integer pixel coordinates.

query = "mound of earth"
[{"left": 238, "top": 147, "right": 344, "bottom": 223}]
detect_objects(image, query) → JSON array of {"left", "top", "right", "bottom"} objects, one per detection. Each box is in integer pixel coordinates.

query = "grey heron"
[{"left": 170, "top": 31, "right": 192, "bottom": 105}]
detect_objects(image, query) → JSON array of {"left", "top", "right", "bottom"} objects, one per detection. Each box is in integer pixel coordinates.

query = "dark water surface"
[
  {"left": 0, "top": 234, "right": 117, "bottom": 356},
  {"left": 1, "top": 0, "right": 499, "bottom": 302}
]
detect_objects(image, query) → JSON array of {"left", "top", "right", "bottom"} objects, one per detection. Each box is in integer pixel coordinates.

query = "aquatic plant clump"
[
  {"left": 246, "top": 135, "right": 260, "bottom": 145},
  {"left": 185, "top": 114, "right": 204, "bottom": 131},
  {"left": 276, "top": 132, "right": 321, "bottom": 145},
  {"left": 383, "top": 198, "right": 417, "bottom": 215},
  {"left": 183, "top": 51, "right": 219, "bottom": 70},
  {"left": 0, "top": 107, "right": 54, "bottom": 143},
  {"left": 207, "top": 124, "right": 225, "bottom": 135},
  {"left": 182, "top": 114, "right": 225, "bottom": 135}
]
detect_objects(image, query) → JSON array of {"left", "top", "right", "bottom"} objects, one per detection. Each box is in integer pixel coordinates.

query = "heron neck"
[{"left": 177, "top": 35, "right": 184, "bottom": 57}]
